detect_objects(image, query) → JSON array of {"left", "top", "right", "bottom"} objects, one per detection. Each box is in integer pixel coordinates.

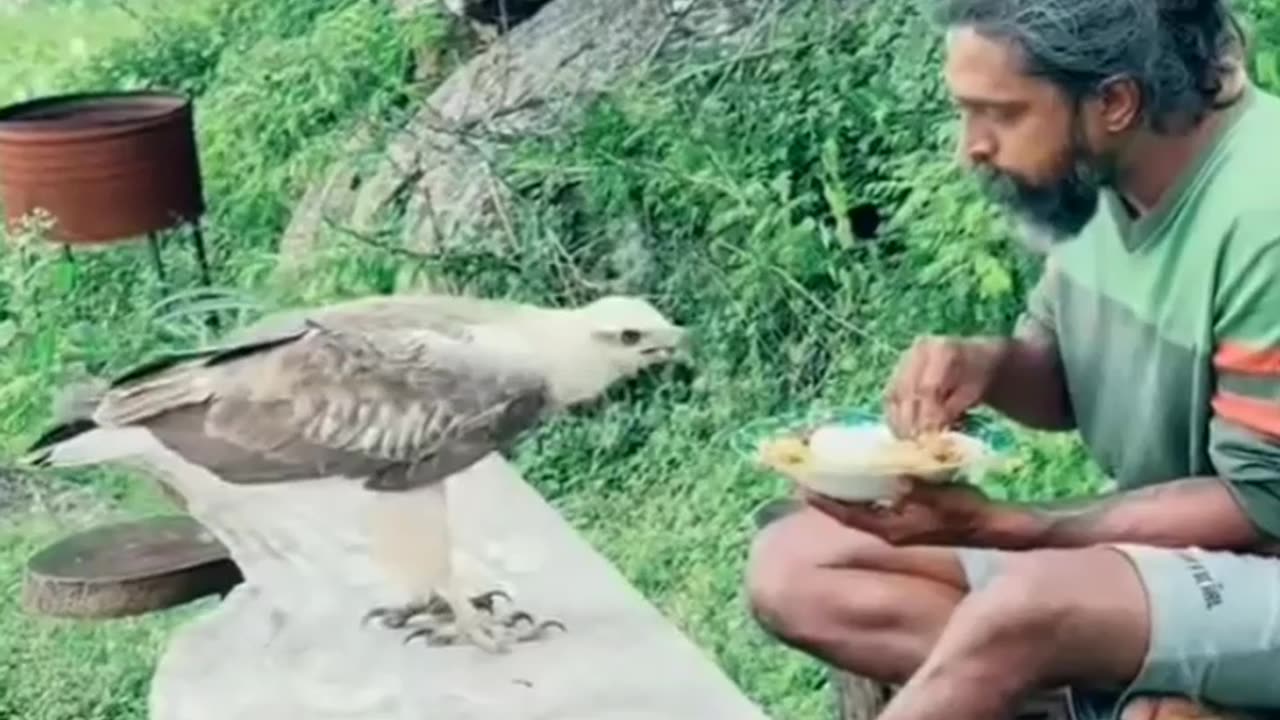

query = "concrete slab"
[{"left": 148, "top": 454, "right": 770, "bottom": 720}]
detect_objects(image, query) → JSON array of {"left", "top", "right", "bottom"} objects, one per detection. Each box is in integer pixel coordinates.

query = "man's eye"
[{"left": 989, "top": 105, "right": 1023, "bottom": 125}]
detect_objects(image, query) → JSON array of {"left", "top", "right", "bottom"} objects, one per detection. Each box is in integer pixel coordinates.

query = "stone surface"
[{"left": 149, "top": 454, "right": 769, "bottom": 720}]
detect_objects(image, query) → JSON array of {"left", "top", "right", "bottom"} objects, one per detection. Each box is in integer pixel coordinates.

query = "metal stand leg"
[
  {"left": 187, "top": 222, "right": 220, "bottom": 334},
  {"left": 147, "top": 233, "right": 167, "bottom": 283},
  {"left": 189, "top": 222, "right": 213, "bottom": 288},
  {"left": 57, "top": 244, "right": 78, "bottom": 294}
]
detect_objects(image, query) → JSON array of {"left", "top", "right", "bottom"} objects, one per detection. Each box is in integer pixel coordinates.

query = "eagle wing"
[{"left": 92, "top": 315, "right": 550, "bottom": 490}]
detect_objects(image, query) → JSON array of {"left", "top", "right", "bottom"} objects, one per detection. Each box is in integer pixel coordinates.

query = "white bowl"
[{"left": 757, "top": 423, "right": 996, "bottom": 503}]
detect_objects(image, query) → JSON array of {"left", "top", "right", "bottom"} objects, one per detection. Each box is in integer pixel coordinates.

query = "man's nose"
[{"left": 957, "top": 128, "right": 995, "bottom": 166}]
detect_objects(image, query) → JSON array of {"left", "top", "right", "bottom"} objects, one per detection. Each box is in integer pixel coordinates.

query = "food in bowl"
[{"left": 756, "top": 422, "right": 993, "bottom": 504}]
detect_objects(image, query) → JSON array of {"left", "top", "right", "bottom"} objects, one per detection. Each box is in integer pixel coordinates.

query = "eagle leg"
[{"left": 363, "top": 475, "right": 564, "bottom": 652}]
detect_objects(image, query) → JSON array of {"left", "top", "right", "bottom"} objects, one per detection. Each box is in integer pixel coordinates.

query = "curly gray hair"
[{"left": 927, "top": 0, "right": 1246, "bottom": 132}]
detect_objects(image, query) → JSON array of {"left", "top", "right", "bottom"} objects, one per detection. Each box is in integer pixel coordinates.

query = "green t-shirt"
[{"left": 1019, "top": 83, "right": 1280, "bottom": 539}]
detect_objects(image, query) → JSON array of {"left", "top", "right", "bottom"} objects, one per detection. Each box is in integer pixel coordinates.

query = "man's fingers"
[
  {"left": 884, "top": 344, "right": 925, "bottom": 437},
  {"left": 895, "top": 339, "right": 988, "bottom": 436},
  {"left": 887, "top": 336, "right": 994, "bottom": 438},
  {"left": 884, "top": 390, "right": 907, "bottom": 438},
  {"left": 802, "top": 491, "right": 887, "bottom": 529},
  {"left": 903, "top": 378, "right": 950, "bottom": 437},
  {"left": 938, "top": 384, "right": 985, "bottom": 427},
  {"left": 916, "top": 342, "right": 954, "bottom": 400},
  {"left": 905, "top": 396, "right": 930, "bottom": 436},
  {"left": 919, "top": 385, "right": 976, "bottom": 433},
  {"left": 914, "top": 399, "right": 951, "bottom": 435}
]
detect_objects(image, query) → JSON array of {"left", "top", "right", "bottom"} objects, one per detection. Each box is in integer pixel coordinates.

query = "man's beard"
[{"left": 972, "top": 136, "right": 1113, "bottom": 244}]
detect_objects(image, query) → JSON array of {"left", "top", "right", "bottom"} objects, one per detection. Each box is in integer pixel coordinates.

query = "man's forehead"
[{"left": 943, "top": 26, "right": 1039, "bottom": 103}]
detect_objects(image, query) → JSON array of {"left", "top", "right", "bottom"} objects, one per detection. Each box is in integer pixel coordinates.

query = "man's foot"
[{"left": 362, "top": 590, "right": 565, "bottom": 652}]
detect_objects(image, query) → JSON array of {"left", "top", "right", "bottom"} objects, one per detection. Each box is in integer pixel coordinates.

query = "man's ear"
[{"left": 1096, "top": 75, "right": 1142, "bottom": 133}]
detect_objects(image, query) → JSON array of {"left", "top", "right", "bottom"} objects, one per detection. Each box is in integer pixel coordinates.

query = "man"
[{"left": 746, "top": 2, "right": 1280, "bottom": 719}]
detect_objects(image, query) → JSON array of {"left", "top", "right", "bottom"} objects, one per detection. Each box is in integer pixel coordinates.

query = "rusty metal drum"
[{"left": 0, "top": 91, "right": 205, "bottom": 244}]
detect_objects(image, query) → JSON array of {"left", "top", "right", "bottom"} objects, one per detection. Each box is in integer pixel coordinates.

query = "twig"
[
  {"left": 639, "top": 0, "right": 704, "bottom": 75},
  {"left": 710, "top": 236, "right": 888, "bottom": 350},
  {"left": 320, "top": 215, "right": 523, "bottom": 275},
  {"left": 653, "top": 36, "right": 825, "bottom": 91}
]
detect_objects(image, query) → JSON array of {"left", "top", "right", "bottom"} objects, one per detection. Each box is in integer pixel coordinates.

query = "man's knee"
[
  {"left": 744, "top": 509, "right": 886, "bottom": 640},
  {"left": 958, "top": 548, "right": 1120, "bottom": 635},
  {"left": 744, "top": 528, "right": 800, "bottom": 637},
  {"left": 965, "top": 551, "right": 1066, "bottom": 621},
  {"left": 955, "top": 547, "right": 1149, "bottom": 680}
]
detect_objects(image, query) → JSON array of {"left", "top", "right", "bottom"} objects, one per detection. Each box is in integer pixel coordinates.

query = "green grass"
[
  {"left": 0, "top": 0, "right": 142, "bottom": 105},
  {"left": 0, "top": 474, "right": 210, "bottom": 720},
  {"left": 2, "top": 0, "right": 1278, "bottom": 718}
]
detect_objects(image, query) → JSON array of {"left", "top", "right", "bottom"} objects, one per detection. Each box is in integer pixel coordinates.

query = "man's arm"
[
  {"left": 981, "top": 258, "right": 1076, "bottom": 431},
  {"left": 980, "top": 333, "right": 1075, "bottom": 432},
  {"left": 975, "top": 235, "right": 1280, "bottom": 554},
  {"left": 969, "top": 476, "right": 1266, "bottom": 551}
]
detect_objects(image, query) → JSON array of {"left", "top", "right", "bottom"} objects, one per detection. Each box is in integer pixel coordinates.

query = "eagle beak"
[
  {"left": 641, "top": 328, "right": 692, "bottom": 365},
  {"left": 645, "top": 327, "right": 696, "bottom": 366},
  {"left": 670, "top": 328, "right": 694, "bottom": 366}
]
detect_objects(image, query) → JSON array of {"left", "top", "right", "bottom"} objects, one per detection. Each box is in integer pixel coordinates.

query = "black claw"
[
  {"left": 504, "top": 611, "right": 535, "bottom": 628},
  {"left": 536, "top": 620, "right": 566, "bottom": 635},
  {"left": 515, "top": 619, "right": 566, "bottom": 642},
  {"left": 362, "top": 600, "right": 437, "bottom": 629},
  {"left": 361, "top": 607, "right": 401, "bottom": 628},
  {"left": 470, "top": 590, "right": 511, "bottom": 614},
  {"left": 403, "top": 627, "right": 441, "bottom": 646}
]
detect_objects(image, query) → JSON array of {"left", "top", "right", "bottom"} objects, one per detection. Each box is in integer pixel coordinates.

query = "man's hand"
[
  {"left": 801, "top": 482, "right": 993, "bottom": 546},
  {"left": 883, "top": 336, "right": 1010, "bottom": 438},
  {"left": 803, "top": 476, "right": 1266, "bottom": 553},
  {"left": 886, "top": 332, "right": 1076, "bottom": 433}
]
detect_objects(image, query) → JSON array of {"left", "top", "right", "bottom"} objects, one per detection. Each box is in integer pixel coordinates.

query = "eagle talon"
[
  {"left": 511, "top": 619, "right": 566, "bottom": 643},
  {"left": 491, "top": 606, "right": 566, "bottom": 637},
  {"left": 362, "top": 601, "right": 435, "bottom": 629},
  {"left": 504, "top": 610, "right": 534, "bottom": 627},
  {"left": 403, "top": 627, "right": 431, "bottom": 645},
  {"left": 403, "top": 625, "right": 454, "bottom": 646},
  {"left": 470, "top": 590, "right": 511, "bottom": 614}
]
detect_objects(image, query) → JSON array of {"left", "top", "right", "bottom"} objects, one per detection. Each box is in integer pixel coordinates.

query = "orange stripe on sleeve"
[
  {"left": 1213, "top": 391, "right": 1280, "bottom": 440},
  {"left": 1214, "top": 343, "right": 1280, "bottom": 376}
]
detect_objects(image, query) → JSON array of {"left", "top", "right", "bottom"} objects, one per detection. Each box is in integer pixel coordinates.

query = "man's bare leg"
[
  {"left": 747, "top": 507, "right": 1155, "bottom": 719},
  {"left": 874, "top": 547, "right": 1150, "bottom": 720},
  {"left": 746, "top": 506, "right": 972, "bottom": 682}
]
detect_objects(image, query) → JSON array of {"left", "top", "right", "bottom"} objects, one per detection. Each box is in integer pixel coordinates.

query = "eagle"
[{"left": 25, "top": 292, "right": 687, "bottom": 652}]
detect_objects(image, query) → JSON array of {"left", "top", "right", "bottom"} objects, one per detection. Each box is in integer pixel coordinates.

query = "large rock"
[{"left": 278, "top": 0, "right": 835, "bottom": 267}]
